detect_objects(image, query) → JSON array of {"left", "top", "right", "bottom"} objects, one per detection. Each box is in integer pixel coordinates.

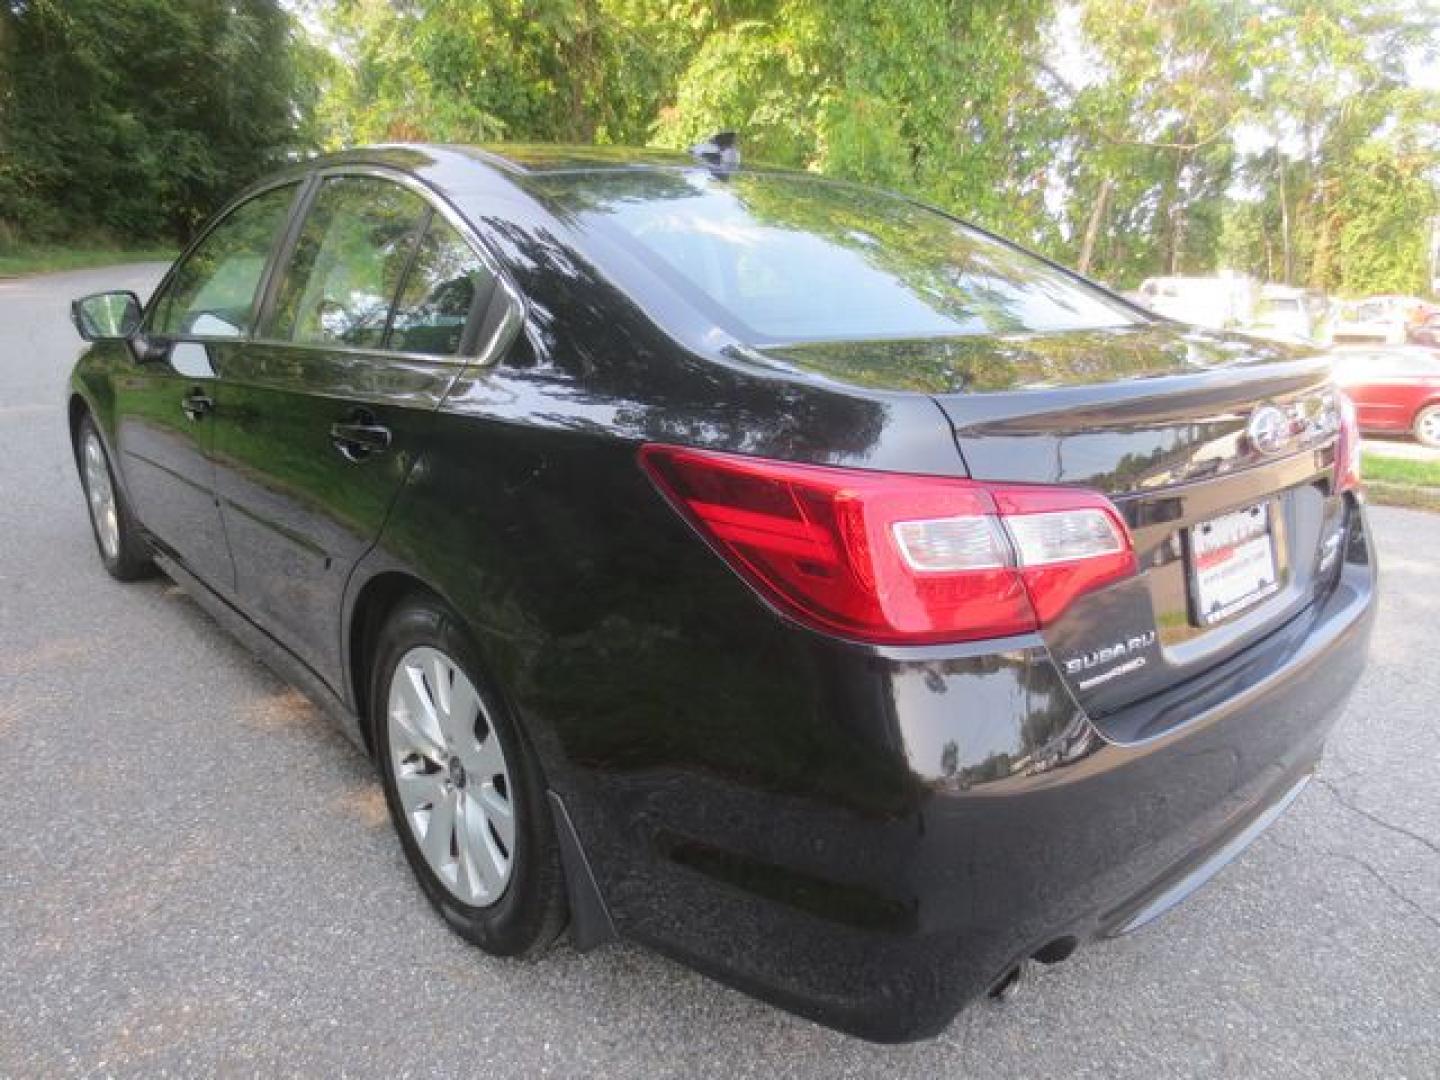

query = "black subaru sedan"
[{"left": 67, "top": 143, "right": 1375, "bottom": 1042}]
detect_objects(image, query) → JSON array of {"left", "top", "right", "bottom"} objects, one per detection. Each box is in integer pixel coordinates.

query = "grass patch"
[
  {"left": 0, "top": 244, "right": 175, "bottom": 278},
  {"left": 1365, "top": 481, "right": 1440, "bottom": 512},
  {"left": 1362, "top": 452, "right": 1440, "bottom": 489}
]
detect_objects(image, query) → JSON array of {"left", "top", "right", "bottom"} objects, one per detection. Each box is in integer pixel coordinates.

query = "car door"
[
  {"left": 210, "top": 170, "right": 504, "bottom": 683},
  {"left": 1391, "top": 354, "right": 1440, "bottom": 427},
  {"left": 115, "top": 181, "right": 302, "bottom": 592},
  {"left": 1345, "top": 354, "right": 1412, "bottom": 430}
]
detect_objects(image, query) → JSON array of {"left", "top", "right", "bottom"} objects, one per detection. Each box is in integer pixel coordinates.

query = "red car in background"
[{"left": 1331, "top": 345, "right": 1440, "bottom": 447}]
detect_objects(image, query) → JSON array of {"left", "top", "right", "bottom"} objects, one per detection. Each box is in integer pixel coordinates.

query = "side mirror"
[{"left": 72, "top": 291, "right": 143, "bottom": 341}]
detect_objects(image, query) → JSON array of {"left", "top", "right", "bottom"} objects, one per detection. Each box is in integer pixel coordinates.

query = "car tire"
[
  {"left": 75, "top": 413, "right": 154, "bottom": 581},
  {"left": 1413, "top": 405, "right": 1440, "bottom": 449},
  {"left": 371, "top": 594, "right": 567, "bottom": 956}
]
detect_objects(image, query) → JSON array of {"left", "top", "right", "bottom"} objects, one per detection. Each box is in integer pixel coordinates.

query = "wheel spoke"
[
  {"left": 478, "top": 824, "right": 509, "bottom": 894},
  {"left": 421, "top": 788, "right": 458, "bottom": 870},
  {"left": 395, "top": 666, "right": 446, "bottom": 759},
  {"left": 392, "top": 710, "right": 446, "bottom": 766},
  {"left": 468, "top": 734, "right": 507, "bottom": 782},
  {"left": 427, "top": 652, "right": 453, "bottom": 723},
  {"left": 446, "top": 675, "right": 482, "bottom": 747},
  {"left": 459, "top": 793, "right": 506, "bottom": 896},
  {"left": 455, "top": 793, "right": 496, "bottom": 901},
  {"left": 478, "top": 780, "right": 515, "bottom": 853},
  {"left": 395, "top": 769, "right": 445, "bottom": 815}
]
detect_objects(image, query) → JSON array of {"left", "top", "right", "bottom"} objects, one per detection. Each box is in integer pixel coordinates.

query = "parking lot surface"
[{"left": 2, "top": 266, "right": 1437, "bottom": 1078}]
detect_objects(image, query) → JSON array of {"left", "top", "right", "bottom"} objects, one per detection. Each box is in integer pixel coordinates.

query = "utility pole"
[{"left": 1278, "top": 156, "right": 1293, "bottom": 285}]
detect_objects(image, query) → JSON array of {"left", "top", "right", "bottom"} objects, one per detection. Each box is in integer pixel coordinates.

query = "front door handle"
[
  {"left": 330, "top": 414, "right": 392, "bottom": 462},
  {"left": 181, "top": 390, "right": 213, "bottom": 421}
]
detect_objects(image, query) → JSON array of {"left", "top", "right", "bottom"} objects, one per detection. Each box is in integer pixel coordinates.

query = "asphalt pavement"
[{"left": 2, "top": 265, "right": 1438, "bottom": 1078}]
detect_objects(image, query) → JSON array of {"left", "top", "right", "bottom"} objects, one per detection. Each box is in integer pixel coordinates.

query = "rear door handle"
[
  {"left": 330, "top": 415, "right": 392, "bottom": 461},
  {"left": 181, "top": 390, "right": 213, "bottom": 421}
]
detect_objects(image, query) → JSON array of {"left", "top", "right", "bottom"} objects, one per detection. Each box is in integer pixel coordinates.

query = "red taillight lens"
[
  {"left": 1334, "top": 391, "right": 1362, "bottom": 493},
  {"left": 639, "top": 445, "right": 1136, "bottom": 645}
]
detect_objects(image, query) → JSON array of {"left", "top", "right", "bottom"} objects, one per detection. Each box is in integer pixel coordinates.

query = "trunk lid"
[{"left": 763, "top": 324, "right": 1347, "bottom": 724}]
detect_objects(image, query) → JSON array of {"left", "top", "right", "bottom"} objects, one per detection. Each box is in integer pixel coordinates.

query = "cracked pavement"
[{"left": 1, "top": 265, "right": 1438, "bottom": 1078}]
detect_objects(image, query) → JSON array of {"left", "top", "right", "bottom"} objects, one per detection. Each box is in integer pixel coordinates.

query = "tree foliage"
[
  {"left": 2, "top": 0, "right": 1436, "bottom": 296},
  {"left": 309, "top": 0, "right": 708, "bottom": 146},
  {"left": 1046, "top": 0, "right": 1253, "bottom": 283},
  {"left": 650, "top": 0, "right": 1060, "bottom": 241},
  {"left": 302, "top": 0, "right": 1440, "bottom": 296},
  {"left": 0, "top": 0, "right": 311, "bottom": 243}
]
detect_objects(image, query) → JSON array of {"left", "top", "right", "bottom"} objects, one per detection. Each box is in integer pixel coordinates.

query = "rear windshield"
[{"left": 541, "top": 171, "right": 1139, "bottom": 344}]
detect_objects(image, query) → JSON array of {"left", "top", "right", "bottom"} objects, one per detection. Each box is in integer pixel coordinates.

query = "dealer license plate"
[{"left": 1190, "top": 503, "right": 1280, "bottom": 625}]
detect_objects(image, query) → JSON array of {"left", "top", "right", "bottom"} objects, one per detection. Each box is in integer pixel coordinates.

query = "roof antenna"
[{"left": 689, "top": 131, "right": 740, "bottom": 173}]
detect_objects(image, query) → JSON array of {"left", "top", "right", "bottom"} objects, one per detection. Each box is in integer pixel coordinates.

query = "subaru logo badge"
[{"left": 1247, "top": 404, "right": 1292, "bottom": 456}]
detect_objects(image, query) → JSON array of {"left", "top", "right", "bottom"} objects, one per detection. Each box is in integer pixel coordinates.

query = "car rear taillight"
[
  {"left": 1334, "top": 391, "right": 1362, "bottom": 493},
  {"left": 639, "top": 445, "right": 1136, "bottom": 645}
]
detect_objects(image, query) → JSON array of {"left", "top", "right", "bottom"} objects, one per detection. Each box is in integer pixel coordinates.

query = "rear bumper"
[
  {"left": 570, "top": 504, "right": 1377, "bottom": 1042},
  {"left": 1106, "top": 768, "right": 1311, "bottom": 936}
]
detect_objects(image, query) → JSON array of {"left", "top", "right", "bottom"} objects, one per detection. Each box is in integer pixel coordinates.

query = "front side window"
[
  {"left": 153, "top": 184, "right": 298, "bottom": 338},
  {"left": 270, "top": 176, "right": 428, "bottom": 348},
  {"left": 388, "top": 216, "right": 493, "bottom": 356}
]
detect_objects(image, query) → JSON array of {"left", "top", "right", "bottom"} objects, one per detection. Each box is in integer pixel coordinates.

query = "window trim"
[
  {"left": 142, "top": 177, "right": 306, "bottom": 344},
  {"left": 380, "top": 206, "right": 435, "bottom": 350},
  {"left": 251, "top": 164, "right": 526, "bottom": 366}
]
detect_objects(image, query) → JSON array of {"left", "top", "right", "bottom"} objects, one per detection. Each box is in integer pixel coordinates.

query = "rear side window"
[
  {"left": 389, "top": 216, "right": 493, "bottom": 356},
  {"left": 153, "top": 184, "right": 297, "bottom": 338},
  {"left": 270, "top": 176, "right": 428, "bottom": 348}
]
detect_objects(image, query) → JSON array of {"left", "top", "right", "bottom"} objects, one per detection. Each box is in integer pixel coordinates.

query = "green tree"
[
  {"left": 1220, "top": 0, "right": 1439, "bottom": 293},
  {"left": 650, "top": 0, "right": 1060, "bottom": 243},
  {"left": 312, "top": 0, "right": 710, "bottom": 146},
  {"left": 1333, "top": 139, "right": 1438, "bottom": 294},
  {"left": 310, "top": 1, "right": 1058, "bottom": 243},
  {"left": 1046, "top": 0, "right": 1256, "bottom": 286},
  {"left": 4, "top": 0, "right": 1436, "bottom": 295},
  {"left": 0, "top": 0, "right": 312, "bottom": 243}
]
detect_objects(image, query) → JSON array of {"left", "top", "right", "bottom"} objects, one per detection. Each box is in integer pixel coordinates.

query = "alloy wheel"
[
  {"left": 82, "top": 430, "right": 120, "bottom": 560},
  {"left": 1417, "top": 408, "right": 1440, "bottom": 448},
  {"left": 386, "top": 646, "right": 516, "bottom": 907}
]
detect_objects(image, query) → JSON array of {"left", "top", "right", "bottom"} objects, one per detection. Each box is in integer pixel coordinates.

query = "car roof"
[
  {"left": 273, "top": 142, "right": 715, "bottom": 185},
  {"left": 235, "top": 142, "right": 817, "bottom": 218},
  {"left": 220, "top": 143, "right": 746, "bottom": 237},
  {"left": 443, "top": 143, "right": 702, "bottom": 173}
]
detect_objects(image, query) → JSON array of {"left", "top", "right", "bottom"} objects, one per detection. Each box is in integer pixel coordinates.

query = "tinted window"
[
  {"left": 270, "top": 177, "right": 428, "bottom": 348},
  {"left": 543, "top": 172, "right": 1137, "bottom": 343},
  {"left": 389, "top": 216, "right": 492, "bottom": 356},
  {"left": 153, "top": 184, "right": 297, "bottom": 338}
]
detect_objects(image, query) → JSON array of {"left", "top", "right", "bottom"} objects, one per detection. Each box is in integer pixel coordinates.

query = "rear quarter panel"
[{"left": 348, "top": 212, "right": 961, "bottom": 934}]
